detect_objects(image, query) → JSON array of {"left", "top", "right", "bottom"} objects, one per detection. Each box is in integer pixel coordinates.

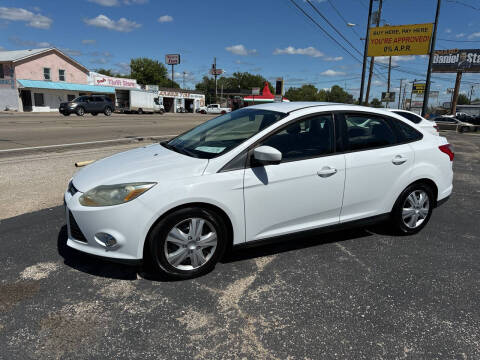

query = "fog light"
[{"left": 95, "top": 232, "right": 117, "bottom": 248}]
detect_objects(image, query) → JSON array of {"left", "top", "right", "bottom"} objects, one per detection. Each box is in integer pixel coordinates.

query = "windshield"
[{"left": 166, "top": 108, "right": 286, "bottom": 159}]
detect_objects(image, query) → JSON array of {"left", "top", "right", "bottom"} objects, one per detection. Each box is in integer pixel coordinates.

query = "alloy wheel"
[
  {"left": 164, "top": 217, "right": 217, "bottom": 270},
  {"left": 402, "top": 190, "right": 430, "bottom": 229}
]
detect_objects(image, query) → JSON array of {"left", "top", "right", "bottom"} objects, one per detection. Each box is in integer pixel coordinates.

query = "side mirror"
[{"left": 253, "top": 146, "right": 282, "bottom": 165}]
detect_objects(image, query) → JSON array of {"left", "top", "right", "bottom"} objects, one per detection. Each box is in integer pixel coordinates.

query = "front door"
[
  {"left": 243, "top": 113, "right": 346, "bottom": 241},
  {"left": 338, "top": 112, "right": 415, "bottom": 222},
  {"left": 20, "top": 90, "right": 32, "bottom": 111}
]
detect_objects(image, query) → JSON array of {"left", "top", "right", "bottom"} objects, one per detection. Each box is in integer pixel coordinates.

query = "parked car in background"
[
  {"left": 59, "top": 95, "right": 114, "bottom": 116},
  {"left": 198, "top": 104, "right": 232, "bottom": 114},
  {"left": 456, "top": 112, "right": 480, "bottom": 125},
  {"left": 65, "top": 102, "right": 453, "bottom": 279},
  {"left": 387, "top": 109, "right": 439, "bottom": 135},
  {"left": 434, "top": 116, "right": 477, "bottom": 132}
]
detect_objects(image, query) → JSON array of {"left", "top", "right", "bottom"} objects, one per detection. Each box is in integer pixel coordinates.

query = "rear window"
[
  {"left": 394, "top": 120, "right": 423, "bottom": 142},
  {"left": 393, "top": 111, "right": 422, "bottom": 124}
]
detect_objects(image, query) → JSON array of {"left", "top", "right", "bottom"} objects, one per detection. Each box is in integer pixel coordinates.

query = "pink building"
[{"left": 0, "top": 48, "right": 114, "bottom": 112}]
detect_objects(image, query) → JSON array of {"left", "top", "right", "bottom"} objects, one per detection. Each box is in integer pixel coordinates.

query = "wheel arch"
[
  {"left": 391, "top": 178, "right": 439, "bottom": 213},
  {"left": 143, "top": 201, "right": 234, "bottom": 259}
]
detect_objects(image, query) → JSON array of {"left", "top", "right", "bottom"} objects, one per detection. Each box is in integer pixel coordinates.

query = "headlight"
[
  {"left": 79, "top": 182, "right": 156, "bottom": 207},
  {"left": 69, "top": 103, "right": 78, "bottom": 107}
]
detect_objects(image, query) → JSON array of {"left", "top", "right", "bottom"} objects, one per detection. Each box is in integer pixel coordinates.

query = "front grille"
[
  {"left": 68, "top": 181, "right": 78, "bottom": 196},
  {"left": 68, "top": 211, "right": 87, "bottom": 243}
]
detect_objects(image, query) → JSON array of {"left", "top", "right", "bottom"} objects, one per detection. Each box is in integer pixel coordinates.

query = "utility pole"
[
  {"left": 398, "top": 78, "right": 406, "bottom": 109},
  {"left": 422, "top": 0, "right": 441, "bottom": 117},
  {"left": 213, "top": 57, "right": 218, "bottom": 103},
  {"left": 359, "top": 0, "right": 374, "bottom": 104},
  {"left": 365, "top": 0, "right": 383, "bottom": 105},
  {"left": 469, "top": 84, "right": 475, "bottom": 102},
  {"left": 171, "top": 65, "right": 174, "bottom": 88},
  {"left": 451, "top": 71, "right": 462, "bottom": 115},
  {"left": 182, "top": 71, "right": 186, "bottom": 89},
  {"left": 386, "top": 56, "right": 392, "bottom": 108},
  {"left": 409, "top": 79, "right": 418, "bottom": 111},
  {"left": 402, "top": 82, "right": 408, "bottom": 109}
]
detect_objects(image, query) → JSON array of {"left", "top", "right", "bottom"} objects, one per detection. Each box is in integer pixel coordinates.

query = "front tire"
[
  {"left": 104, "top": 107, "right": 112, "bottom": 116},
  {"left": 76, "top": 107, "right": 85, "bottom": 116},
  {"left": 146, "top": 207, "right": 227, "bottom": 279},
  {"left": 391, "top": 183, "right": 434, "bottom": 235}
]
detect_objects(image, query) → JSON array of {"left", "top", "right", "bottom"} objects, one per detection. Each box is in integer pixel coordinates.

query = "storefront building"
[
  {"left": 0, "top": 47, "right": 112, "bottom": 112},
  {"left": 157, "top": 88, "right": 205, "bottom": 113}
]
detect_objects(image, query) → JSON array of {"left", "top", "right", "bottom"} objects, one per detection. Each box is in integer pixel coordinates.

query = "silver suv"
[{"left": 59, "top": 95, "right": 114, "bottom": 116}]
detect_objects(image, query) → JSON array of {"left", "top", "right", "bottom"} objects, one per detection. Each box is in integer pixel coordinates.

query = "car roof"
[{"left": 247, "top": 101, "right": 341, "bottom": 113}]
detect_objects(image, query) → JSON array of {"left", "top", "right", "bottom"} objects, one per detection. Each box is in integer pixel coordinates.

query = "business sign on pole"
[
  {"left": 252, "top": 87, "right": 260, "bottom": 96},
  {"left": 209, "top": 69, "right": 224, "bottom": 76},
  {"left": 381, "top": 92, "right": 395, "bottom": 102},
  {"left": 447, "top": 88, "right": 455, "bottom": 93},
  {"left": 368, "top": 23, "right": 433, "bottom": 57},
  {"left": 412, "top": 83, "right": 426, "bottom": 94},
  {"left": 432, "top": 49, "right": 480, "bottom": 73},
  {"left": 165, "top": 54, "right": 181, "bottom": 65}
]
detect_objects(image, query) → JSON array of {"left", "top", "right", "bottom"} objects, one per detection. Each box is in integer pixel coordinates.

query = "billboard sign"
[
  {"left": 432, "top": 49, "right": 480, "bottom": 73},
  {"left": 412, "top": 83, "right": 426, "bottom": 94},
  {"left": 165, "top": 54, "right": 181, "bottom": 65},
  {"left": 381, "top": 92, "right": 396, "bottom": 102},
  {"left": 368, "top": 23, "right": 433, "bottom": 57},
  {"left": 209, "top": 68, "right": 224, "bottom": 76}
]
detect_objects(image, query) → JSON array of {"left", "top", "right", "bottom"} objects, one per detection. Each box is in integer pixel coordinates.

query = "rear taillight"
[{"left": 439, "top": 144, "right": 454, "bottom": 161}]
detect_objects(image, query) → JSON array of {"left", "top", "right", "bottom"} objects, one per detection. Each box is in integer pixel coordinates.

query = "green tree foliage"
[
  {"left": 195, "top": 72, "right": 273, "bottom": 103},
  {"left": 130, "top": 57, "right": 179, "bottom": 88},
  {"left": 457, "top": 93, "right": 470, "bottom": 105},
  {"left": 370, "top": 98, "right": 382, "bottom": 108},
  {"left": 284, "top": 84, "right": 354, "bottom": 103}
]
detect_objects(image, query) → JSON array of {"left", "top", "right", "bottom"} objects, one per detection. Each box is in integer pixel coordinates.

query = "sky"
[{"left": 0, "top": 0, "right": 480, "bottom": 104}]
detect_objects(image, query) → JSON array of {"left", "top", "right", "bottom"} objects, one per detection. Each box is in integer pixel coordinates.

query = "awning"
[{"left": 17, "top": 79, "right": 115, "bottom": 94}]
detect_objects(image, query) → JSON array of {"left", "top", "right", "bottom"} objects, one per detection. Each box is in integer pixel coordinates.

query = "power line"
[
  {"left": 438, "top": 38, "right": 480, "bottom": 43},
  {"left": 326, "top": 0, "right": 363, "bottom": 40},
  {"left": 446, "top": 0, "right": 480, "bottom": 11}
]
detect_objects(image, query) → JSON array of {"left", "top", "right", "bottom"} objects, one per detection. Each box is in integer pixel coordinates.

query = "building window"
[
  {"left": 67, "top": 94, "right": 75, "bottom": 101},
  {"left": 0, "top": 64, "right": 4, "bottom": 79},
  {"left": 43, "top": 68, "right": 50, "bottom": 81},
  {"left": 59, "top": 69, "right": 65, "bottom": 81},
  {"left": 34, "top": 93, "right": 45, "bottom": 106}
]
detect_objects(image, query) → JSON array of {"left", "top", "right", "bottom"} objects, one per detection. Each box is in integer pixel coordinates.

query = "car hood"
[{"left": 72, "top": 143, "right": 209, "bottom": 192}]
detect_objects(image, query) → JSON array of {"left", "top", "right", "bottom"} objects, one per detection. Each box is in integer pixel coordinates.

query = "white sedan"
[
  {"left": 387, "top": 109, "right": 439, "bottom": 135},
  {"left": 65, "top": 102, "right": 453, "bottom": 279}
]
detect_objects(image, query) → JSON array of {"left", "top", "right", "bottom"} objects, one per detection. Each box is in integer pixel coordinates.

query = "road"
[
  {"left": 0, "top": 132, "right": 479, "bottom": 359},
  {"left": 0, "top": 112, "right": 214, "bottom": 151}
]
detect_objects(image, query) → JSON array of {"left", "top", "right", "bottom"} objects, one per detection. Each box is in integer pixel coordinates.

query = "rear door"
[
  {"left": 338, "top": 112, "right": 415, "bottom": 222},
  {"left": 243, "top": 113, "right": 346, "bottom": 241}
]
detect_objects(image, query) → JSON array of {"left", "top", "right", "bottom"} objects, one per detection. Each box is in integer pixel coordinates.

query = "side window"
[
  {"left": 394, "top": 111, "right": 422, "bottom": 124},
  {"left": 344, "top": 113, "right": 396, "bottom": 151},
  {"left": 395, "top": 120, "right": 423, "bottom": 142},
  {"left": 59, "top": 69, "right": 65, "bottom": 81},
  {"left": 261, "top": 114, "right": 334, "bottom": 162},
  {"left": 93, "top": 96, "right": 102, "bottom": 102}
]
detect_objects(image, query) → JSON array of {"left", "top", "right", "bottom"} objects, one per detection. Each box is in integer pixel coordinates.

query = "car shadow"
[
  {"left": 57, "top": 225, "right": 139, "bottom": 280},
  {"left": 222, "top": 227, "right": 375, "bottom": 264}
]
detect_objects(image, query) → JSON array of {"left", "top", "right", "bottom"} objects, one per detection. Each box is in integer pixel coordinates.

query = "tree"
[
  {"left": 370, "top": 98, "right": 382, "bottom": 108},
  {"left": 284, "top": 84, "right": 354, "bottom": 103},
  {"left": 457, "top": 93, "right": 470, "bottom": 105},
  {"left": 285, "top": 85, "right": 319, "bottom": 101},
  {"left": 130, "top": 57, "right": 179, "bottom": 88}
]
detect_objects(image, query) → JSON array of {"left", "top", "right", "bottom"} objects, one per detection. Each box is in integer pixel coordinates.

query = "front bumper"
[{"left": 64, "top": 188, "right": 153, "bottom": 262}]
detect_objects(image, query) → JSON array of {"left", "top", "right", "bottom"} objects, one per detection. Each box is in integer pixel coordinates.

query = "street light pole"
[
  {"left": 359, "top": 0, "right": 374, "bottom": 104},
  {"left": 422, "top": 0, "right": 441, "bottom": 117}
]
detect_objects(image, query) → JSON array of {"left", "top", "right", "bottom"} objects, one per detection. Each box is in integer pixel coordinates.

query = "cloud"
[
  {"left": 90, "top": 51, "right": 113, "bottom": 57},
  {"left": 456, "top": 33, "right": 465, "bottom": 38},
  {"left": 445, "top": 28, "right": 452, "bottom": 34},
  {"left": 273, "top": 46, "right": 323, "bottom": 57},
  {"left": 0, "top": 7, "right": 52, "bottom": 29},
  {"left": 88, "top": 0, "right": 148, "bottom": 6},
  {"left": 320, "top": 69, "right": 346, "bottom": 76},
  {"left": 468, "top": 32, "right": 480, "bottom": 39},
  {"left": 158, "top": 15, "right": 173, "bottom": 23},
  {"left": 82, "top": 39, "right": 96, "bottom": 45},
  {"left": 115, "top": 62, "right": 131, "bottom": 75},
  {"left": 376, "top": 55, "right": 417, "bottom": 66},
  {"left": 324, "top": 56, "right": 343, "bottom": 61},
  {"left": 225, "top": 44, "right": 257, "bottom": 56},
  {"left": 60, "top": 48, "right": 83, "bottom": 57},
  {"left": 84, "top": 14, "right": 141, "bottom": 32},
  {"left": 9, "top": 36, "right": 51, "bottom": 48}
]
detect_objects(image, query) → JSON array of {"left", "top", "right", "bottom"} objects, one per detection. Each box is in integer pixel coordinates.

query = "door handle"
[
  {"left": 317, "top": 167, "right": 337, "bottom": 177},
  {"left": 392, "top": 155, "right": 408, "bottom": 165}
]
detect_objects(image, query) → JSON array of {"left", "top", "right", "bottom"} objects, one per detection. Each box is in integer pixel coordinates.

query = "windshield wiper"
[{"left": 161, "top": 142, "right": 198, "bottom": 158}]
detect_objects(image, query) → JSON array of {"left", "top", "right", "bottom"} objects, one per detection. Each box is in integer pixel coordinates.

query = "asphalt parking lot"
[{"left": 0, "top": 131, "right": 479, "bottom": 359}]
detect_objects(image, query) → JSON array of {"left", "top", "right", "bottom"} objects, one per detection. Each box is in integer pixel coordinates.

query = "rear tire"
[
  {"left": 390, "top": 183, "right": 434, "bottom": 235},
  {"left": 146, "top": 207, "right": 227, "bottom": 280},
  {"left": 104, "top": 107, "right": 112, "bottom": 116},
  {"left": 137, "top": 108, "right": 143, "bottom": 115},
  {"left": 76, "top": 107, "right": 85, "bottom": 116}
]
